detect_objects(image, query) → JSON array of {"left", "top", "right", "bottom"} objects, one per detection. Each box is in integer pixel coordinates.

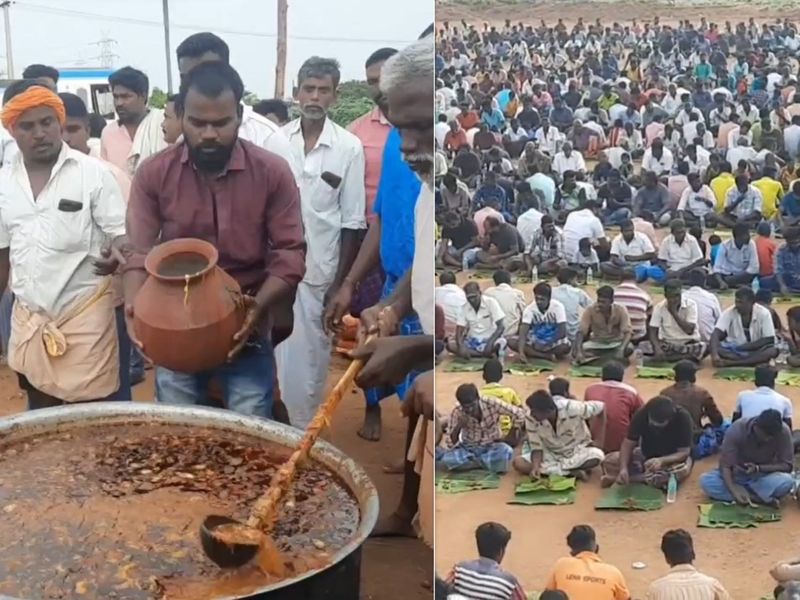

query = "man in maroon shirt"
[
  {"left": 583, "top": 361, "right": 644, "bottom": 453},
  {"left": 122, "top": 62, "right": 305, "bottom": 417}
]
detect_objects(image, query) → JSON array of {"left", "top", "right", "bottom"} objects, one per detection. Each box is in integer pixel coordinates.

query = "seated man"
[
  {"left": 597, "top": 169, "right": 633, "bottom": 227},
  {"left": 651, "top": 219, "right": 706, "bottom": 284},
  {"left": 544, "top": 525, "right": 630, "bottom": 600},
  {"left": 677, "top": 172, "right": 718, "bottom": 229},
  {"left": 584, "top": 361, "right": 645, "bottom": 454},
  {"left": 659, "top": 360, "right": 726, "bottom": 459},
  {"left": 709, "top": 222, "right": 759, "bottom": 289},
  {"left": 483, "top": 270, "right": 526, "bottom": 337},
  {"left": 710, "top": 286, "right": 778, "bottom": 367},
  {"left": 474, "top": 216, "right": 524, "bottom": 271},
  {"left": 733, "top": 365, "right": 792, "bottom": 429},
  {"left": 445, "top": 522, "right": 527, "bottom": 600},
  {"left": 762, "top": 227, "right": 800, "bottom": 295},
  {"left": 525, "top": 215, "right": 567, "bottom": 276},
  {"left": 574, "top": 286, "right": 633, "bottom": 364},
  {"left": 513, "top": 390, "right": 606, "bottom": 481},
  {"left": 448, "top": 282, "right": 507, "bottom": 359},
  {"left": 551, "top": 267, "right": 593, "bottom": 346},
  {"left": 785, "top": 306, "right": 800, "bottom": 367},
  {"left": 601, "top": 396, "right": 694, "bottom": 489},
  {"left": 434, "top": 270, "right": 467, "bottom": 341},
  {"left": 647, "top": 279, "right": 706, "bottom": 363},
  {"left": 436, "top": 383, "right": 525, "bottom": 473},
  {"left": 569, "top": 237, "right": 600, "bottom": 282},
  {"left": 438, "top": 210, "right": 479, "bottom": 269},
  {"left": 718, "top": 174, "right": 763, "bottom": 229},
  {"left": 510, "top": 282, "right": 572, "bottom": 362},
  {"left": 699, "top": 409, "right": 794, "bottom": 507},
  {"left": 612, "top": 271, "right": 652, "bottom": 342},
  {"left": 600, "top": 219, "right": 657, "bottom": 280},
  {"left": 633, "top": 170, "right": 672, "bottom": 227},
  {"left": 648, "top": 530, "right": 731, "bottom": 600}
]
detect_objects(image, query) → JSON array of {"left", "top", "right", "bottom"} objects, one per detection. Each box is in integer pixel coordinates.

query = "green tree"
[
  {"left": 243, "top": 90, "right": 260, "bottom": 106},
  {"left": 148, "top": 87, "right": 168, "bottom": 109},
  {"left": 328, "top": 80, "right": 374, "bottom": 126}
]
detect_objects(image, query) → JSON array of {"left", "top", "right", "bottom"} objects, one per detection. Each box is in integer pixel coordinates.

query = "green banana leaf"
[
  {"left": 442, "top": 358, "right": 486, "bottom": 373},
  {"left": 595, "top": 483, "right": 665, "bottom": 511},
  {"left": 569, "top": 365, "right": 604, "bottom": 378},
  {"left": 776, "top": 370, "right": 800, "bottom": 387},
  {"left": 506, "top": 359, "right": 556, "bottom": 376},
  {"left": 636, "top": 365, "right": 675, "bottom": 380},
  {"left": 713, "top": 367, "right": 755, "bottom": 382},
  {"left": 508, "top": 488, "right": 576, "bottom": 505},
  {"left": 508, "top": 475, "right": 577, "bottom": 505},
  {"left": 435, "top": 469, "right": 502, "bottom": 494},
  {"left": 697, "top": 503, "right": 781, "bottom": 528}
]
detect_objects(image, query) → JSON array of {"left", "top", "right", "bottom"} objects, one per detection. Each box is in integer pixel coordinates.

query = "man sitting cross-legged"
[
  {"left": 448, "top": 282, "right": 507, "bottom": 359},
  {"left": 708, "top": 222, "right": 759, "bottom": 290},
  {"left": 710, "top": 286, "right": 779, "bottom": 367},
  {"left": 651, "top": 218, "right": 706, "bottom": 284},
  {"left": 699, "top": 409, "right": 794, "bottom": 507},
  {"left": 599, "top": 219, "right": 657, "bottom": 280},
  {"left": 573, "top": 285, "right": 633, "bottom": 364},
  {"left": 512, "top": 388, "right": 606, "bottom": 481},
  {"left": 474, "top": 216, "right": 524, "bottom": 271},
  {"left": 659, "top": 360, "right": 726, "bottom": 459},
  {"left": 510, "top": 282, "right": 572, "bottom": 362},
  {"left": 525, "top": 214, "right": 567, "bottom": 277},
  {"left": 584, "top": 361, "right": 645, "bottom": 454},
  {"left": 601, "top": 395, "right": 694, "bottom": 489},
  {"left": 646, "top": 279, "right": 706, "bottom": 363},
  {"left": 436, "top": 383, "right": 526, "bottom": 473},
  {"left": 717, "top": 173, "right": 763, "bottom": 229}
]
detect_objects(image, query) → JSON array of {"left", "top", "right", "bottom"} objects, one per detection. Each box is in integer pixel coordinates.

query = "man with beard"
[
  {"left": 0, "top": 80, "right": 129, "bottom": 408},
  {"left": 325, "top": 47, "right": 427, "bottom": 441},
  {"left": 123, "top": 62, "right": 306, "bottom": 418},
  {"left": 100, "top": 66, "right": 167, "bottom": 175},
  {"left": 275, "top": 57, "right": 366, "bottom": 429}
]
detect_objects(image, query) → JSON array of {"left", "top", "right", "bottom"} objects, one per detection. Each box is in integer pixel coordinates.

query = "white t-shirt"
[
  {"left": 715, "top": 304, "right": 775, "bottom": 346},
  {"left": 657, "top": 234, "right": 703, "bottom": 271},
  {"left": 435, "top": 283, "right": 466, "bottom": 328},
  {"left": 521, "top": 298, "right": 567, "bottom": 327},
  {"left": 457, "top": 295, "right": 505, "bottom": 340},
  {"left": 552, "top": 151, "right": 586, "bottom": 175},
  {"left": 610, "top": 232, "right": 655, "bottom": 266},
  {"left": 735, "top": 387, "right": 793, "bottom": 420},
  {"left": 563, "top": 209, "right": 605, "bottom": 259},
  {"left": 678, "top": 185, "right": 716, "bottom": 217}
]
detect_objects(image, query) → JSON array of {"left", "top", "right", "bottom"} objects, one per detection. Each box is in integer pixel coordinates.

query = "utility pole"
[
  {"left": 91, "top": 36, "right": 119, "bottom": 69},
  {"left": 274, "top": 0, "right": 288, "bottom": 99},
  {"left": 1, "top": 1, "right": 13, "bottom": 79},
  {"left": 162, "top": 0, "right": 173, "bottom": 93}
]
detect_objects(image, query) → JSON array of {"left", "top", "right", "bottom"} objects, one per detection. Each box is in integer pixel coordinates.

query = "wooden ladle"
[{"left": 199, "top": 337, "right": 373, "bottom": 572}]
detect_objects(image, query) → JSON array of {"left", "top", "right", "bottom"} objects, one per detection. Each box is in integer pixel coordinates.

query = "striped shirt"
[
  {"left": 446, "top": 557, "right": 527, "bottom": 600},
  {"left": 646, "top": 564, "right": 731, "bottom": 600},
  {"left": 613, "top": 282, "right": 652, "bottom": 338}
]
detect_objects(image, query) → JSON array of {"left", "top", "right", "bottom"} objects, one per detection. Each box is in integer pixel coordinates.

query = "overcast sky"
[{"left": 3, "top": 0, "right": 431, "bottom": 97}]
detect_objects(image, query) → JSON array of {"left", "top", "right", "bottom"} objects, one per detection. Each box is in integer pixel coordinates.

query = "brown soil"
[
  {"left": 435, "top": 269, "right": 799, "bottom": 598},
  {"left": 0, "top": 355, "right": 432, "bottom": 600}
]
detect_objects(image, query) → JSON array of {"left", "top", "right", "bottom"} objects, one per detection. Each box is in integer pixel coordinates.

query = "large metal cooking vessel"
[{"left": 0, "top": 402, "right": 380, "bottom": 600}]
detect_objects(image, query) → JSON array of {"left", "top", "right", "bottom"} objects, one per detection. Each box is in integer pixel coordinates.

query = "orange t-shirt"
[
  {"left": 756, "top": 236, "right": 778, "bottom": 277},
  {"left": 546, "top": 552, "right": 630, "bottom": 600}
]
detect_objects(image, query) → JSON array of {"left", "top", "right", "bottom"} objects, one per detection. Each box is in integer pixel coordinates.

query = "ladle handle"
[{"left": 247, "top": 335, "right": 375, "bottom": 530}]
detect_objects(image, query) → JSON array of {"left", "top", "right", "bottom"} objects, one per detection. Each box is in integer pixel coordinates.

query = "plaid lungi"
[
  {"left": 660, "top": 339, "right": 707, "bottom": 360},
  {"left": 436, "top": 442, "right": 513, "bottom": 473}
]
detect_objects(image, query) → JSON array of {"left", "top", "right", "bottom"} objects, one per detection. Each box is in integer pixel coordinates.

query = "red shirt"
[
  {"left": 756, "top": 235, "right": 777, "bottom": 277},
  {"left": 584, "top": 381, "right": 644, "bottom": 453},
  {"left": 457, "top": 111, "right": 480, "bottom": 131}
]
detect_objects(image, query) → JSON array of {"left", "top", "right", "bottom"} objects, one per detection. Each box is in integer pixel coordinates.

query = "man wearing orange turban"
[{"left": 0, "top": 79, "right": 131, "bottom": 409}]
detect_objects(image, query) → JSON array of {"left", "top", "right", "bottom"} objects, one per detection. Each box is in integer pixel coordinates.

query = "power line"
[{"left": 16, "top": 1, "right": 415, "bottom": 45}]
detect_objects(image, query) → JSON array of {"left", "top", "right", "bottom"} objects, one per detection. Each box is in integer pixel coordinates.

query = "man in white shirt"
[
  {"left": 678, "top": 172, "right": 718, "bottom": 228},
  {"left": 515, "top": 190, "right": 544, "bottom": 252},
  {"left": 483, "top": 270, "right": 526, "bottom": 337},
  {"left": 710, "top": 287, "right": 778, "bottom": 367},
  {"left": 0, "top": 81, "right": 128, "bottom": 409},
  {"left": 448, "top": 282, "right": 506, "bottom": 358},
  {"left": 552, "top": 142, "right": 586, "bottom": 176},
  {"left": 734, "top": 365, "right": 793, "bottom": 427},
  {"left": 534, "top": 117, "right": 564, "bottom": 155},
  {"left": 562, "top": 200, "right": 608, "bottom": 260},
  {"left": 784, "top": 115, "right": 800, "bottom": 161},
  {"left": 655, "top": 218, "right": 705, "bottom": 282},
  {"left": 710, "top": 222, "right": 759, "bottom": 289},
  {"left": 511, "top": 281, "right": 571, "bottom": 362},
  {"left": 600, "top": 218, "right": 656, "bottom": 279},
  {"left": 276, "top": 57, "right": 367, "bottom": 429},
  {"left": 683, "top": 269, "right": 722, "bottom": 342},
  {"left": 647, "top": 279, "right": 705, "bottom": 362},
  {"left": 641, "top": 138, "right": 673, "bottom": 176},
  {"left": 435, "top": 271, "right": 466, "bottom": 340}
]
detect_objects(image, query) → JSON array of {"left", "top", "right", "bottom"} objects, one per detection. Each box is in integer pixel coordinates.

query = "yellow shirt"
[
  {"left": 752, "top": 177, "right": 784, "bottom": 219},
  {"left": 710, "top": 173, "right": 735, "bottom": 213},
  {"left": 546, "top": 552, "right": 630, "bottom": 600},
  {"left": 480, "top": 382, "right": 522, "bottom": 436}
]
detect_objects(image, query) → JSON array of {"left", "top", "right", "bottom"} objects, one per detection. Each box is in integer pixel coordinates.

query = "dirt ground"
[
  {"left": 0, "top": 356, "right": 432, "bottom": 600},
  {"left": 435, "top": 270, "right": 800, "bottom": 598}
]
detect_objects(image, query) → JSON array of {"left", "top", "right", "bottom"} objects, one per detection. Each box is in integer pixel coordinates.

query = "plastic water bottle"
[
  {"left": 586, "top": 267, "right": 594, "bottom": 285},
  {"left": 531, "top": 264, "right": 539, "bottom": 282},
  {"left": 666, "top": 473, "right": 678, "bottom": 504},
  {"left": 462, "top": 252, "right": 470, "bottom": 272},
  {"left": 633, "top": 348, "right": 644, "bottom": 367},
  {"left": 752, "top": 277, "right": 760, "bottom": 293}
]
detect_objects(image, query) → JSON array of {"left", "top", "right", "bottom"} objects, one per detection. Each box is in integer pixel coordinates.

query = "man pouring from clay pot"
[{"left": 123, "top": 62, "right": 306, "bottom": 418}]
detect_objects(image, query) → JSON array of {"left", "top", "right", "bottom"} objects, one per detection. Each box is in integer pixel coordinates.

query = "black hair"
[
  {"left": 732, "top": 221, "right": 750, "bottom": 237},
  {"left": 754, "top": 365, "right": 777, "bottom": 388},
  {"left": 526, "top": 389, "right": 556, "bottom": 413},
  {"left": 533, "top": 282, "right": 552, "bottom": 297},
  {"left": 661, "top": 529, "right": 695, "bottom": 565},
  {"left": 734, "top": 287, "right": 755, "bottom": 303},
  {"left": 21, "top": 63, "right": 59, "bottom": 83},
  {"left": 602, "top": 361, "right": 625, "bottom": 382},
  {"left": 109, "top": 66, "right": 149, "bottom": 97},
  {"left": 548, "top": 377, "right": 570, "bottom": 397},
  {"left": 674, "top": 360, "right": 697, "bottom": 383},
  {"left": 252, "top": 98, "right": 289, "bottom": 122},
  {"left": 597, "top": 285, "right": 614, "bottom": 301},
  {"left": 755, "top": 289, "right": 773, "bottom": 305},
  {"left": 439, "top": 270, "right": 456, "bottom": 285},
  {"left": 755, "top": 408, "right": 783, "bottom": 436},
  {"left": 663, "top": 278, "right": 682, "bottom": 295},
  {"left": 648, "top": 395, "right": 676, "bottom": 422},
  {"left": 178, "top": 61, "right": 244, "bottom": 109},
  {"left": 556, "top": 267, "right": 577, "bottom": 284},
  {"left": 684, "top": 269, "right": 704, "bottom": 287},
  {"left": 176, "top": 32, "right": 230, "bottom": 63},
  {"left": 493, "top": 270, "right": 511, "bottom": 286},
  {"left": 475, "top": 522, "right": 511, "bottom": 560},
  {"left": 2, "top": 79, "right": 45, "bottom": 103},
  {"left": 539, "top": 593, "right": 569, "bottom": 600},
  {"left": 365, "top": 47, "right": 398, "bottom": 68},
  {"left": 455, "top": 383, "right": 480, "bottom": 405},
  {"left": 482, "top": 358, "right": 504, "bottom": 383},
  {"left": 708, "top": 234, "right": 722, "bottom": 245},
  {"left": 88, "top": 113, "right": 107, "bottom": 138},
  {"left": 58, "top": 92, "right": 88, "bottom": 119},
  {"left": 566, "top": 525, "right": 596, "bottom": 553},
  {"left": 620, "top": 219, "right": 634, "bottom": 230}
]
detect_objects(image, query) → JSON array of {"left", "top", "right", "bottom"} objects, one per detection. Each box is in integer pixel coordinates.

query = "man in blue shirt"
[
  {"left": 480, "top": 99, "right": 505, "bottom": 132},
  {"left": 780, "top": 180, "right": 800, "bottom": 230},
  {"left": 324, "top": 127, "right": 422, "bottom": 441},
  {"left": 474, "top": 171, "right": 508, "bottom": 212}
]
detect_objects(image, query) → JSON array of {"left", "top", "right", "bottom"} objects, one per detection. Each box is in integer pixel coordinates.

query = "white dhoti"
[
  {"left": 274, "top": 281, "right": 331, "bottom": 429},
  {"left": 8, "top": 279, "right": 119, "bottom": 402}
]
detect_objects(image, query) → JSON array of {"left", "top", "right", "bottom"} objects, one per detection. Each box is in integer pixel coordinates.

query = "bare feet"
[
  {"left": 370, "top": 512, "right": 416, "bottom": 538},
  {"left": 357, "top": 404, "right": 382, "bottom": 442}
]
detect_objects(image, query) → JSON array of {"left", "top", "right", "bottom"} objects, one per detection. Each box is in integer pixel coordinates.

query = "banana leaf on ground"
[
  {"left": 569, "top": 365, "right": 604, "bottom": 378},
  {"left": 595, "top": 483, "right": 665, "bottom": 511},
  {"left": 508, "top": 475, "right": 577, "bottom": 505},
  {"left": 636, "top": 364, "right": 675, "bottom": 380},
  {"left": 506, "top": 359, "right": 556, "bottom": 376},
  {"left": 442, "top": 358, "right": 486, "bottom": 373},
  {"left": 435, "top": 469, "right": 502, "bottom": 494},
  {"left": 713, "top": 367, "right": 755, "bottom": 382},
  {"left": 776, "top": 369, "right": 800, "bottom": 387},
  {"left": 697, "top": 502, "right": 781, "bottom": 528}
]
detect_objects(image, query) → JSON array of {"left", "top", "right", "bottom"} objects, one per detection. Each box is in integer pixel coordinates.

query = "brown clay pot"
[{"left": 133, "top": 238, "right": 246, "bottom": 374}]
